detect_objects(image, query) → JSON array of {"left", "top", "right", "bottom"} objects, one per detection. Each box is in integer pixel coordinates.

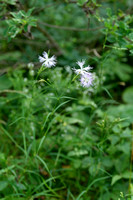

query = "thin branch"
[
  {"left": 68, "top": 1, "right": 77, "bottom": 3},
  {"left": 34, "top": 2, "right": 60, "bottom": 14},
  {"left": 39, "top": 21, "right": 103, "bottom": 32},
  {"left": 37, "top": 23, "right": 63, "bottom": 55},
  {"left": 14, "top": 38, "right": 45, "bottom": 47}
]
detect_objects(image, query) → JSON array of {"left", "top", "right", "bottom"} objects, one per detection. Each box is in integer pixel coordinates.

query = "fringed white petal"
[
  {"left": 42, "top": 51, "right": 48, "bottom": 59},
  {"left": 39, "top": 56, "right": 45, "bottom": 63}
]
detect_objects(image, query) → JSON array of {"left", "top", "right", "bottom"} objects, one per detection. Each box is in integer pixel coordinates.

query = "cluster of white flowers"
[
  {"left": 73, "top": 60, "right": 94, "bottom": 88},
  {"left": 73, "top": 60, "right": 92, "bottom": 75},
  {"left": 38, "top": 51, "right": 96, "bottom": 89}
]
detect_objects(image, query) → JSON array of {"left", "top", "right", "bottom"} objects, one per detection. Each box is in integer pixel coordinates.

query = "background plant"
[{"left": 0, "top": 0, "right": 133, "bottom": 199}]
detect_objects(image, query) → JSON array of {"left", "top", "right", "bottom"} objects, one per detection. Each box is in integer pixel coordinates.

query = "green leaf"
[
  {"left": 106, "top": 8, "right": 112, "bottom": 17},
  {"left": 23, "top": 24, "right": 28, "bottom": 32},
  {"left": 26, "top": 8, "right": 34, "bottom": 17},
  {"left": 107, "top": 104, "right": 133, "bottom": 123},
  {"left": 77, "top": 0, "right": 87, "bottom": 6},
  {"left": 0, "top": 75, "right": 12, "bottom": 90},
  {"left": 122, "top": 171, "right": 133, "bottom": 179},
  {"left": 123, "top": 86, "right": 133, "bottom": 104},
  {"left": 129, "top": 49, "right": 133, "bottom": 54},
  {"left": 111, "top": 172, "right": 133, "bottom": 186},
  {"left": 5, "top": 0, "right": 17, "bottom": 5},
  {"left": 0, "top": 181, "right": 8, "bottom": 191},
  {"left": 68, "top": 149, "right": 88, "bottom": 157},
  {"left": 29, "top": 20, "right": 37, "bottom": 27},
  {"left": 10, "top": 12, "right": 18, "bottom": 18},
  {"left": 111, "top": 175, "right": 122, "bottom": 185},
  {"left": 19, "top": 10, "right": 26, "bottom": 17},
  {"left": 129, "top": 33, "right": 133, "bottom": 41}
]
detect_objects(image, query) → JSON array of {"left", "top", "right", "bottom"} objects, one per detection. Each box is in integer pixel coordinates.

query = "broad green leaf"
[
  {"left": 0, "top": 75, "right": 12, "bottom": 90},
  {"left": 111, "top": 175, "right": 121, "bottom": 185},
  {"left": 107, "top": 104, "right": 133, "bottom": 123},
  {"left": 123, "top": 86, "right": 133, "bottom": 104},
  {"left": 0, "top": 181, "right": 8, "bottom": 191}
]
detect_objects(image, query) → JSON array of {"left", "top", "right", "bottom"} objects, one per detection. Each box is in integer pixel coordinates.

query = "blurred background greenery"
[{"left": 0, "top": 0, "right": 133, "bottom": 199}]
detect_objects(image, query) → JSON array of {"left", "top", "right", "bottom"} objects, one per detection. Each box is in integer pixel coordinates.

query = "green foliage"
[
  {"left": 6, "top": 8, "right": 37, "bottom": 39},
  {"left": 0, "top": 0, "right": 133, "bottom": 199},
  {"left": 77, "top": 0, "right": 88, "bottom": 6},
  {"left": 123, "top": 87, "right": 133, "bottom": 104}
]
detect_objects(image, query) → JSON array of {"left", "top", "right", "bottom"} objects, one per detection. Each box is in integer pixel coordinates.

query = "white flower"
[
  {"left": 28, "top": 62, "right": 34, "bottom": 69},
  {"left": 39, "top": 51, "right": 56, "bottom": 68},
  {"left": 73, "top": 60, "right": 92, "bottom": 75},
  {"left": 80, "top": 73, "right": 94, "bottom": 88}
]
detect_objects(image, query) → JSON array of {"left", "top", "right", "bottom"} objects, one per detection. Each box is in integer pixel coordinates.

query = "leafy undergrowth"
[
  {"left": 0, "top": 59, "right": 133, "bottom": 200},
  {"left": 1, "top": 0, "right": 133, "bottom": 199}
]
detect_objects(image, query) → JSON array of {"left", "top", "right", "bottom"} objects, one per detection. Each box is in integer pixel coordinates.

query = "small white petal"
[
  {"left": 74, "top": 69, "right": 82, "bottom": 75},
  {"left": 76, "top": 60, "right": 85, "bottom": 69},
  {"left": 50, "top": 55, "right": 56, "bottom": 61},
  {"left": 42, "top": 51, "right": 48, "bottom": 59},
  {"left": 39, "top": 56, "right": 45, "bottom": 63},
  {"left": 84, "top": 65, "right": 93, "bottom": 71},
  {"left": 73, "top": 60, "right": 93, "bottom": 77}
]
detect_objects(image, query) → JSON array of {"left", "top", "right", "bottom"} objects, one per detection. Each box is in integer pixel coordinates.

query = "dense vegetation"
[{"left": 0, "top": 0, "right": 133, "bottom": 199}]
